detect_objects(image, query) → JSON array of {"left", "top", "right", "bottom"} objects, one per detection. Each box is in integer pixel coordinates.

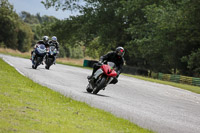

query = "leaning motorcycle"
[
  {"left": 31, "top": 44, "right": 46, "bottom": 69},
  {"left": 86, "top": 62, "right": 118, "bottom": 94},
  {"left": 45, "top": 45, "right": 57, "bottom": 69}
]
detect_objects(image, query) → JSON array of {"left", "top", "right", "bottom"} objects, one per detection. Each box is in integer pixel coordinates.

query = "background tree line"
[
  {"left": 0, "top": 0, "right": 58, "bottom": 52},
  {"left": 1, "top": 0, "right": 200, "bottom": 77},
  {"left": 42, "top": 0, "right": 200, "bottom": 77},
  {"left": 0, "top": 0, "right": 34, "bottom": 52}
]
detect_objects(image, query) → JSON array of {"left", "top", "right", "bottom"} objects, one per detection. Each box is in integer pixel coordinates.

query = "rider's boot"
[
  {"left": 53, "top": 58, "right": 56, "bottom": 65},
  {"left": 41, "top": 55, "right": 46, "bottom": 65},
  {"left": 89, "top": 77, "right": 95, "bottom": 89},
  {"left": 31, "top": 53, "right": 35, "bottom": 61},
  {"left": 87, "top": 75, "right": 93, "bottom": 80},
  {"left": 31, "top": 50, "right": 35, "bottom": 61},
  {"left": 53, "top": 56, "right": 56, "bottom": 65},
  {"left": 30, "top": 51, "right": 33, "bottom": 60},
  {"left": 87, "top": 68, "right": 96, "bottom": 80}
]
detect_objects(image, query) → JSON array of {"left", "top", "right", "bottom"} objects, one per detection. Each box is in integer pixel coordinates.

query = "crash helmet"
[
  {"left": 116, "top": 46, "right": 125, "bottom": 57},
  {"left": 43, "top": 36, "right": 49, "bottom": 43},
  {"left": 52, "top": 36, "right": 57, "bottom": 42}
]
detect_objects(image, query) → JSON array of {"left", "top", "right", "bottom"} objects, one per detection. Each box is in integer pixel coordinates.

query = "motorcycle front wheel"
[
  {"left": 86, "top": 84, "right": 93, "bottom": 93},
  {"left": 32, "top": 57, "right": 38, "bottom": 69},
  {"left": 93, "top": 76, "right": 106, "bottom": 94},
  {"left": 45, "top": 57, "right": 53, "bottom": 70}
]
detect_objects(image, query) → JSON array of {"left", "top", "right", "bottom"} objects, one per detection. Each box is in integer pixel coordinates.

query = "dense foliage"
[
  {"left": 42, "top": 0, "right": 200, "bottom": 77},
  {"left": 0, "top": 0, "right": 33, "bottom": 52},
  {"left": 1, "top": 0, "right": 200, "bottom": 77}
]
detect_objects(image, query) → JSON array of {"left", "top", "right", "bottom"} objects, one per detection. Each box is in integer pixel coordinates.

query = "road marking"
[{"left": 2, "top": 57, "right": 25, "bottom": 76}]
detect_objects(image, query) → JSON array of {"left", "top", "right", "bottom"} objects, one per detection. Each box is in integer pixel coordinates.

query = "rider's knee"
[{"left": 110, "top": 77, "right": 118, "bottom": 84}]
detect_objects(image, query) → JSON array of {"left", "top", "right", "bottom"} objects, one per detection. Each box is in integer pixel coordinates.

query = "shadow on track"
[{"left": 83, "top": 91, "right": 110, "bottom": 97}]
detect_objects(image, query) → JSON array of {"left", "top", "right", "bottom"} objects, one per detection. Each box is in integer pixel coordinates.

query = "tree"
[
  {"left": 0, "top": 0, "right": 34, "bottom": 52},
  {"left": 0, "top": 0, "right": 18, "bottom": 49},
  {"left": 42, "top": 0, "right": 200, "bottom": 76},
  {"left": 182, "top": 49, "right": 200, "bottom": 77},
  {"left": 19, "top": 11, "right": 39, "bottom": 24},
  {"left": 17, "top": 22, "right": 34, "bottom": 52}
]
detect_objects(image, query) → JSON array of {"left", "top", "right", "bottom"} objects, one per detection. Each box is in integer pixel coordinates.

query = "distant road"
[{"left": 1, "top": 54, "right": 200, "bottom": 133}]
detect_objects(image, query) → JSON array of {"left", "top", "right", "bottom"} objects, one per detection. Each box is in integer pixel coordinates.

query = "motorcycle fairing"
[
  {"left": 48, "top": 46, "right": 57, "bottom": 56},
  {"left": 101, "top": 64, "right": 117, "bottom": 77},
  {"left": 94, "top": 68, "right": 103, "bottom": 79},
  {"left": 35, "top": 44, "right": 46, "bottom": 56}
]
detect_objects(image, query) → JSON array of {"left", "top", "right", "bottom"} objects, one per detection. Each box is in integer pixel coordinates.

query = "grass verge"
[
  {"left": 0, "top": 58, "right": 152, "bottom": 133},
  {"left": 123, "top": 74, "right": 200, "bottom": 94},
  {"left": 0, "top": 48, "right": 30, "bottom": 59}
]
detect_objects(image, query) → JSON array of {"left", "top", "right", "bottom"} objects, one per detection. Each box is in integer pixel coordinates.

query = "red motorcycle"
[{"left": 86, "top": 62, "right": 118, "bottom": 94}]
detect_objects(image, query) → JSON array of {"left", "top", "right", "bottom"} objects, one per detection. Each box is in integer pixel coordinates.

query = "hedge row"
[{"left": 153, "top": 73, "right": 200, "bottom": 86}]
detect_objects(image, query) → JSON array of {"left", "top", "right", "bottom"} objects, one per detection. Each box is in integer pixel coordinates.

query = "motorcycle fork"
[
  {"left": 97, "top": 76, "right": 111, "bottom": 86},
  {"left": 106, "top": 77, "right": 113, "bottom": 86},
  {"left": 32, "top": 52, "right": 36, "bottom": 61},
  {"left": 90, "top": 74, "right": 102, "bottom": 90},
  {"left": 44, "top": 54, "right": 48, "bottom": 61},
  {"left": 32, "top": 55, "right": 37, "bottom": 65},
  {"left": 96, "top": 74, "right": 103, "bottom": 83}
]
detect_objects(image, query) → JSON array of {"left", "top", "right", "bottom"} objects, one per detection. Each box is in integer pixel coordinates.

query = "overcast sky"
[{"left": 8, "top": 0, "right": 80, "bottom": 20}]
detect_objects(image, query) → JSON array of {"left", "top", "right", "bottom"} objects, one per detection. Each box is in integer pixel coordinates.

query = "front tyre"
[
  {"left": 32, "top": 57, "right": 37, "bottom": 69},
  {"left": 93, "top": 77, "right": 106, "bottom": 94},
  {"left": 86, "top": 84, "right": 93, "bottom": 93},
  {"left": 45, "top": 57, "right": 53, "bottom": 70},
  {"left": 45, "top": 65, "right": 50, "bottom": 70}
]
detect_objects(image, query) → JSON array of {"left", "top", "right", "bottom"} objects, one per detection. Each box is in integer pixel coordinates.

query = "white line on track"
[{"left": 2, "top": 57, "right": 25, "bottom": 76}]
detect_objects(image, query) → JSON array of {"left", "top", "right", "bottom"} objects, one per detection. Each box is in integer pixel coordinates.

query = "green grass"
[
  {"left": 0, "top": 58, "right": 152, "bottom": 133},
  {"left": 123, "top": 74, "right": 200, "bottom": 94},
  {"left": 0, "top": 49, "right": 30, "bottom": 59}
]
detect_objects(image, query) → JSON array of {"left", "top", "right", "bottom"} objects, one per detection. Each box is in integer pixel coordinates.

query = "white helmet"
[
  {"left": 52, "top": 36, "right": 57, "bottom": 42},
  {"left": 43, "top": 36, "right": 49, "bottom": 43}
]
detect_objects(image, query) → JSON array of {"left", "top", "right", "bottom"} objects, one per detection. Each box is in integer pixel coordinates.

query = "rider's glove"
[
  {"left": 98, "top": 61, "right": 102, "bottom": 66},
  {"left": 98, "top": 59, "right": 103, "bottom": 64},
  {"left": 98, "top": 61, "right": 102, "bottom": 64},
  {"left": 34, "top": 44, "right": 39, "bottom": 48}
]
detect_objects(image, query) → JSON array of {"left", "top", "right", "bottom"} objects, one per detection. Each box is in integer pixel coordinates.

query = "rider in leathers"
[
  {"left": 48, "top": 36, "right": 59, "bottom": 51},
  {"left": 48, "top": 36, "right": 59, "bottom": 64},
  {"left": 88, "top": 46, "right": 125, "bottom": 84},
  {"left": 31, "top": 36, "right": 49, "bottom": 61}
]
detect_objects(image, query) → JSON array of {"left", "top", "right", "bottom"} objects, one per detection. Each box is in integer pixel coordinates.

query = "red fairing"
[{"left": 100, "top": 64, "right": 118, "bottom": 77}]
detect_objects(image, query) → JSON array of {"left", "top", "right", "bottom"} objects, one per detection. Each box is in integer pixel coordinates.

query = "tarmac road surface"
[{"left": 1, "top": 54, "right": 200, "bottom": 133}]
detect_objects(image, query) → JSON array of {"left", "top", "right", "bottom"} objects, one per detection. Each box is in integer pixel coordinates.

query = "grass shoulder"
[
  {"left": 0, "top": 58, "right": 152, "bottom": 132},
  {"left": 122, "top": 74, "right": 200, "bottom": 94}
]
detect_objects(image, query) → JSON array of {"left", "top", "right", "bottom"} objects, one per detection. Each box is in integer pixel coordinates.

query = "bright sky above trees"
[{"left": 8, "top": 0, "right": 79, "bottom": 19}]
